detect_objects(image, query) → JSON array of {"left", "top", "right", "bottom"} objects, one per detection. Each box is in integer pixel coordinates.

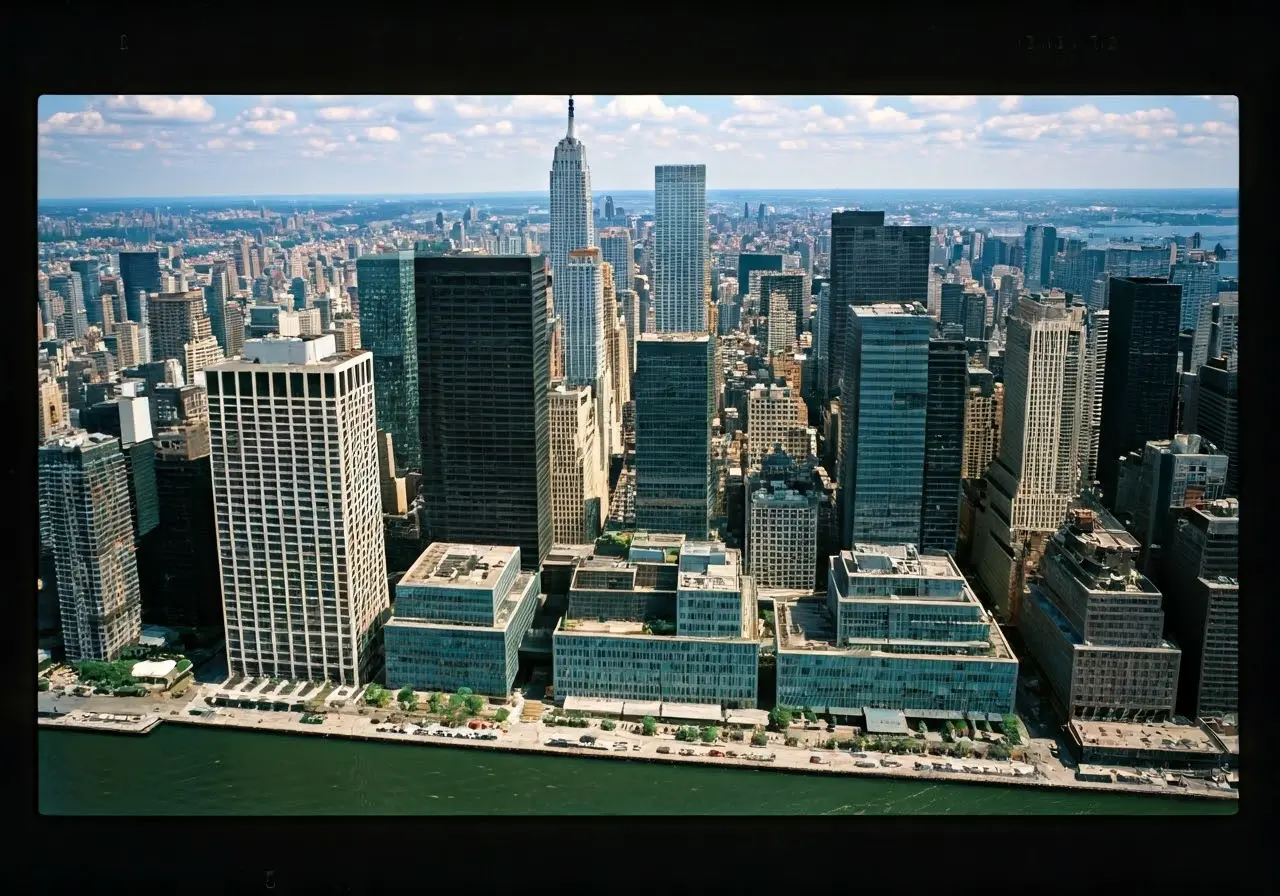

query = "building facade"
[
  {"left": 548, "top": 383, "right": 607, "bottom": 544},
  {"left": 207, "top": 336, "right": 389, "bottom": 686},
  {"left": 415, "top": 255, "right": 553, "bottom": 570},
  {"left": 921, "top": 337, "right": 967, "bottom": 555},
  {"left": 384, "top": 544, "right": 540, "bottom": 697},
  {"left": 838, "top": 303, "right": 931, "bottom": 547},
  {"left": 962, "top": 366, "right": 1002, "bottom": 480},
  {"left": 745, "top": 383, "right": 809, "bottom": 469},
  {"left": 653, "top": 164, "right": 709, "bottom": 333},
  {"left": 356, "top": 250, "right": 420, "bottom": 473},
  {"left": 634, "top": 333, "right": 715, "bottom": 539},
  {"left": 39, "top": 433, "right": 143, "bottom": 662},
  {"left": 548, "top": 98, "right": 594, "bottom": 292}
]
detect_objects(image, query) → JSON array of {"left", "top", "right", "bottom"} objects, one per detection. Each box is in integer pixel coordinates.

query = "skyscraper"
[
  {"left": 147, "top": 290, "right": 223, "bottom": 381},
  {"left": 70, "top": 258, "right": 103, "bottom": 328},
  {"left": 838, "top": 303, "right": 932, "bottom": 547},
  {"left": 416, "top": 255, "right": 552, "bottom": 569},
  {"left": 977, "top": 296, "right": 1088, "bottom": 619},
  {"left": 357, "top": 251, "right": 421, "bottom": 473},
  {"left": 653, "top": 164, "right": 708, "bottom": 333},
  {"left": 39, "top": 433, "right": 143, "bottom": 662},
  {"left": 207, "top": 335, "right": 389, "bottom": 686},
  {"left": 825, "top": 212, "right": 930, "bottom": 399},
  {"left": 548, "top": 383, "right": 606, "bottom": 543},
  {"left": 1023, "top": 224, "right": 1057, "bottom": 291},
  {"left": 1195, "top": 356, "right": 1239, "bottom": 496},
  {"left": 1082, "top": 309, "right": 1109, "bottom": 485},
  {"left": 1096, "top": 277, "right": 1182, "bottom": 506},
  {"left": 635, "top": 333, "right": 715, "bottom": 538},
  {"left": 118, "top": 249, "right": 162, "bottom": 324},
  {"left": 599, "top": 227, "right": 633, "bottom": 301},
  {"left": 562, "top": 248, "right": 606, "bottom": 388},
  {"left": 1170, "top": 260, "right": 1218, "bottom": 332},
  {"left": 962, "top": 366, "right": 1003, "bottom": 480},
  {"left": 548, "top": 97, "right": 594, "bottom": 290},
  {"left": 921, "top": 337, "right": 968, "bottom": 554}
]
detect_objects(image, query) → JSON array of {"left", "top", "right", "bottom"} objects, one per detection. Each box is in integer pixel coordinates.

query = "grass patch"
[{"left": 279, "top": 682, "right": 296, "bottom": 696}]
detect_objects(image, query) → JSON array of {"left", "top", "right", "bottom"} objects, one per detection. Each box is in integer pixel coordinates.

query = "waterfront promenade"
[{"left": 37, "top": 686, "right": 1237, "bottom": 803}]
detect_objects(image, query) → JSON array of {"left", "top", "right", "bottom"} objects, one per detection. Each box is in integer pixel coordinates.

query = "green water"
[{"left": 39, "top": 726, "right": 1235, "bottom": 815}]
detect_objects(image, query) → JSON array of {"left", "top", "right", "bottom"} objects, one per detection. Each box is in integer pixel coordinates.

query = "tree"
[
  {"left": 363, "top": 684, "right": 391, "bottom": 708},
  {"left": 1001, "top": 714, "right": 1023, "bottom": 746},
  {"left": 38, "top": 678, "right": 50, "bottom": 692},
  {"left": 427, "top": 693, "right": 444, "bottom": 714},
  {"left": 801, "top": 706, "right": 817, "bottom": 722},
  {"left": 600, "top": 718, "right": 616, "bottom": 731},
  {"left": 494, "top": 708, "right": 510, "bottom": 723},
  {"left": 641, "top": 715, "right": 658, "bottom": 737},
  {"left": 768, "top": 706, "right": 794, "bottom": 732},
  {"left": 397, "top": 686, "right": 416, "bottom": 710},
  {"left": 699, "top": 726, "right": 719, "bottom": 744},
  {"left": 751, "top": 727, "right": 768, "bottom": 747},
  {"left": 464, "top": 694, "right": 485, "bottom": 715}
]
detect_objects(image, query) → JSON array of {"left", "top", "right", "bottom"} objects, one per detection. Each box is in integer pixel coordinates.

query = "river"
[{"left": 39, "top": 726, "right": 1235, "bottom": 816}]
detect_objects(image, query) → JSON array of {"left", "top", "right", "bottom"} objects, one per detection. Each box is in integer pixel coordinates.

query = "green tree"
[
  {"left": 495, "top": 708, "right": 510, "bottom": 723},
  {"left": 464, "top": 694, "right": 485, "bottom": 715},
  {"left": 699, "top": 726, "right": 719, "bottom": 744},
  {"left": 396, "top": 686, "right": 416, "bottom": 709},
  {"left": 641, "top": 715, "right": 658, "bottom": 736},
  {"left": 427, "top": 693, "right": 444, "bottom": 714},
  {"left": 750, "top": 727, "right": 768, "bottom": 747},
  {"left": 38, "top": 678, "right": 50, "bottom": 692},
  {"left": 987, "top": 742, "right": 1012, "bottom": 761},
  {"left": 363, "top": 684, "right": 391, "bottom": 708},
  {"left": 600, "top": 718, "right": 616, "bottom": 731},
  {"left": 1001, "top": 714, "right": 1023, "bottom": 746},
  {"left": 457, "top": 687, "right": 474, "bottom": 697},
  {"left": 801, "top": 706, "right": 817, "bottom": 722},
  {"left": 768, "top": 706, "right": 794, "bottom": 732}
]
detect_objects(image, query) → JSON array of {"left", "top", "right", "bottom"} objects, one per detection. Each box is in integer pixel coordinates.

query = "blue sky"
[{"left": 36, "top": 95, "right": 1240, "bottom": 198}]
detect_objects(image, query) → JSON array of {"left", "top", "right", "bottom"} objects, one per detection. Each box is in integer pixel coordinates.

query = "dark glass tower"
[
  {"left": 358, "top": 250, "right": 421, "bottom": 473},
  {"left": 1096, "top": 277, "right": 1182, "bottom": 506},
  {"left": 118, "top": 249, "right": 162, "bottom": 324},
  {"left": 634, "top": 333, "right": 715, "bottom": 539},
  {"left": 825, "top": 211, "right": 930, "bottom": 400},
  {"left": 737, "top": 253, "right": 783, "bottom": 299},
  {"left": 141, "top": 441, "right": 221, "bottom": 628},
  {"left": 70, "top": 259, "right": 103, "bottom": 327},
  {"left": 838, "top": 303, "right": 932, "bottom": 547},
  {"left": 1023, "top": 225, "right": 1058, "bottom": 291},
  {"left": 1196, "top": 357, "right": 1239, "bottom": 495},
  {"left": 415, "top": 254, "right": 551, "bottom": 570},
  {"left": 920, "top": 337, "right": 968, "bottom": 554}
]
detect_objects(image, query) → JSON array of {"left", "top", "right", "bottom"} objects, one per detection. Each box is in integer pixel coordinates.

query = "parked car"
[
  {"left": 708, "top": 749, "right": 725, "bottom": 758},
  {"left": 657, "top": 745, "right": 672, "bottom": 754}
]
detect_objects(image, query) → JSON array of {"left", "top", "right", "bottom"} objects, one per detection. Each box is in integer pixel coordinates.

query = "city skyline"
[{"left": 38, "top": 94, "right": 1240, "bottom": 198}]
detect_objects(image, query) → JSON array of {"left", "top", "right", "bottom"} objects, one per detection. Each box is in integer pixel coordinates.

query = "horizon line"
[{"left": 38, "top": 186, "right": 1242, "bottom": 203}]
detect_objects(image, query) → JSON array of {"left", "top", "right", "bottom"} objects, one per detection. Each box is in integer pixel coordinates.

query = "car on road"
[
  {"left": 579, "top": 734, "right": 596, "bottom": 744},
  {"left": 612, "top": 742, "right": 629, "bottom": 752},
  {"left": 708, "top": 749, "right": 725, "bottom": 758},
  {"left": 657, "top": 746, "right": 672, "bottom": 754},
  {"left": 631, "top": 744, "right": 641, "bottom": 751}
]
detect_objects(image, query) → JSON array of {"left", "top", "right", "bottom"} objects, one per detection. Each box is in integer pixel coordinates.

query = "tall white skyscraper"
[
  {"left": 599, "top": 227, "right": 633, "bottom": 300},
  {"left": 548, "top": 96, "right": 594, "bottom": 309},
  {"left": 1083, "top": 308, "right": 1109, "bottom": 485},
  {"left": 207, "top": 335, "right": 389, "bottom": 687},
  {"left": 653, "top": 164, "right": 709, "bottom": 333},
  {"left": 562, "top": 248, "right": 605, "bottom": 388}
]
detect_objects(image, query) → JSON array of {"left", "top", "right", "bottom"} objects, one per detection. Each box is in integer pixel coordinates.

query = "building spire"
[{"left": 567, "top": 95, "right": 575, "bottom": 140}]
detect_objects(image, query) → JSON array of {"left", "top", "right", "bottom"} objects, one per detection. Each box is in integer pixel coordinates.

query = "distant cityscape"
[{"left": 37, "top": 95, "right": 1239, "bottom": 804}]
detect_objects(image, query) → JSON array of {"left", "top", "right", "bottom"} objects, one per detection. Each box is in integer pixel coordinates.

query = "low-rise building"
[
  {"left": 384, "top": 544, "right": 540, "bottom": 698},
  {"left": 553, "top": 540, "right": 760, "bottom": 709},
  {"left": 775, "top": 544, "right": 1017, "bottom": 717},
  {"left": 1067, "top": 718, "right": 1230, "bottom": 772},
  {"left": 1019, "top": 504, "right": 1182, "bottom": 722}
]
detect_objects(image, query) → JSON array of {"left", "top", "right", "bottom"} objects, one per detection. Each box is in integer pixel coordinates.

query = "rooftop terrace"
[
  {"left": 389, "top": 570, "right": 536, "bottom": 632},
  {"left": 1069, "top": 719, "right": 1224, "bottom": 755},
  {"left": 401, "top": 543, "right": 519, "bottom": 590},
  {"left": 777, "top": 598, "right": 1013, "bottom": 660}
]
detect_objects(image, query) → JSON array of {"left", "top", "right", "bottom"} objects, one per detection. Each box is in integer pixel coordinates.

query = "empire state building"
[{"left": 549, "top": 96, "right": 595, "bottom": 318}]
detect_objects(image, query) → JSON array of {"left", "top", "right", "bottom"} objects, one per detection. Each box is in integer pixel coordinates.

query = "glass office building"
[
  {"left": 384, "top": 543, "right": 540, "bottom": 697},
  {"left": 553, "top": 540, "right": 760, "bottom": 708},
  {"left": 634, "top": 333, "right": 715, "bottom": 539},
  {"left": 775, "top": 544, "right": 1018, "bottom": 716},
  {"left": 357, "top": 251, "right": 420, "bottom": 473},
  {"left": 838, "top": 303, "right": 932, "bottom": 548}
]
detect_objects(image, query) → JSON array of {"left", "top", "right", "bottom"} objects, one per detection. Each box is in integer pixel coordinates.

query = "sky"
[{"left": 36, "top": 95, "right": 1240, "bottom": 199}]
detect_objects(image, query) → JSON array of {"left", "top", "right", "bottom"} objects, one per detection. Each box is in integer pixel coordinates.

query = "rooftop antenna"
[{"left": 567, "top": 95, "right": 575, "bottom": 140}]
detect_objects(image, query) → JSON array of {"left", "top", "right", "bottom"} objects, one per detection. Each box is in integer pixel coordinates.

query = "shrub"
[
  {"left": 363, "top": 684, "right": 391, "bottom": 708},
  {"left": 751, "top": 727, "right": 769, "bottom": 747},
  {"left": 175, "top": 659, "right": 193, "bottom": 674},
  {"left": 699, "top": 726, "right": 719, "bottom": 744},
  {"left": 495, "top": 708, "right": 510, "bottom": 723},
  {"left": 768, "top": 706, "right": 793, "bottom": 732},
  {"left": 641, "top": 716, "right": 658, "bottom": 736},
  {"left": 784, "top": 736, "right": 799, "bottom": 747},
  {"left": 38, "top": 678, "right": 50, "bottom": 692},
  {"left": 545, "top": 717, "right": 558, "bottom": 727},
  {"left": 1001, "top": 714, "right": 1023, "bottom": 746},
  {"left": 600, "top": 718, "right": 617, "bottom": 731}
]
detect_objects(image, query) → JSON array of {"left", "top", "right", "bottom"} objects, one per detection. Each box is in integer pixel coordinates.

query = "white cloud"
[
  {"left": 102, "top": 95, "right": 216, "bottom": 123},
  {"left": 454, "top": 100, "right": 501, "bottom": 118},
  {"left": 463, "top": 121, "right": 514, "bottom": 138},
  {"left": 778, "top": 139, "right": 808, "bottom": 150},
  {"left": 500, "top": 95, "right": 594, "bottom": 118},
  {"left": 980, "top": 104, "right": 1185, "bottom": 147},
  {"left": 713, "top": 141, "right": 741, "bottom": 152},
  {"left": 909, "top": 95, "right": 978, "bottom": 110},
  {"left": 231, "top": 140, "right": 256, "bottom": 152},
  {"left": 412, "top": 96, "right": 435, "bottom": 113},
  {"left": 365, "top": 126, "right": 400, "bottom": 142},
  {"left": 865, "top": 106, "right": 924, "bottom": 132},
  {"left": 316, "top": 105, "right": 376, "bottom": 122},
  {"left": 240, "top": 106, "right": 297, "bottom": 135},
  {"left": 838, "top": 96, "right": 879, "bottom": 113},
  {"left": 998, "top": 95, "right": 1022, "bottom": 111},
  {"left": 205, "top": 138, "right": 227, "bottom": 150},
  {"left": 109, "top": 140, "right": 146, "bottom": 151},
  {"left": 422, "top": 132, "right": 456, "bottom": 145},
  {"left": 38, "top": 110, "right": 122, "bottom": 136},
  {"left": 601, "top": 95, "right": 709, "bottom": 125},
  {"left": 731, "top": 95, "right": 780, "bottom": 112}
]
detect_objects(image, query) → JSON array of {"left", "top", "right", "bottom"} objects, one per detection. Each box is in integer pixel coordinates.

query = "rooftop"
[
  {"left": 777, "top": 598, "right": 1013, "bottom": 660},
  {"left": 559, "top": 618, "right": 673, "bottom": 637},
  {"left": 678, "top": 568, "right": 740, "bottom": 593},
  {"left": 638, "top": 332, "right": 710, "bottom": 344},
  {"left": 1069, "top": 719, "right": 1224, "bottom": 755},
  {"left": 851, "top": 302, "right": 929, "bottom": 318},
  {"left": 388, "top": 570, "right": 536, "bottom": 632},
  {"left": 401, "top": 543, "right": 520, "bottom": 590}
]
